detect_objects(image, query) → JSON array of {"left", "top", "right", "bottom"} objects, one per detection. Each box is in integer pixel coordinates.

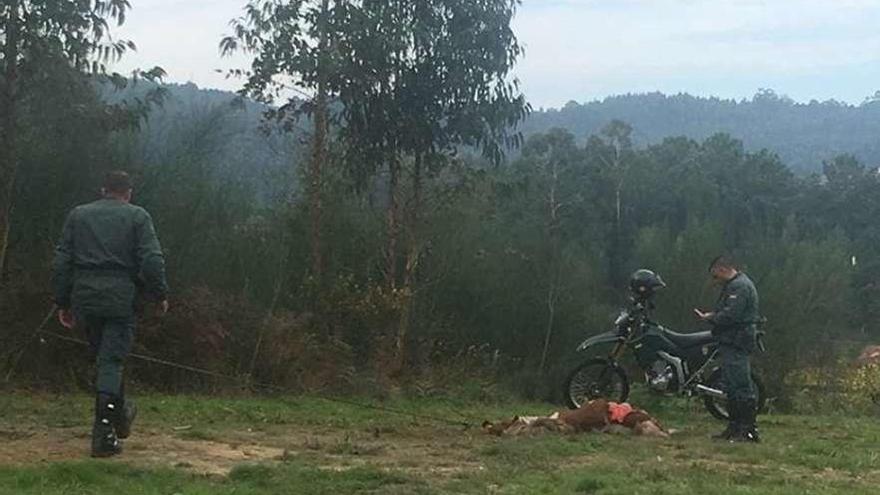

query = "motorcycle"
[{"left": 563, "top": 297, "right": 767, "bottom": 420}]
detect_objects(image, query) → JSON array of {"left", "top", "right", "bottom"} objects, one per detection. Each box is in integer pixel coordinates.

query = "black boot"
[
  {"left": 115, "top": 397, "right": 137, "bottom": 440},
  {"left": 91, "top": 393, "right": 123, "bottom": 458},
  {"left": 114, "top": 383, "right": 136, "bottom": 440},
  {"left": 731, "top": 399, "right": 760, "bottom": 443},
  {"left": 713, "top": 401, "right": 740, "bottom": 440}
]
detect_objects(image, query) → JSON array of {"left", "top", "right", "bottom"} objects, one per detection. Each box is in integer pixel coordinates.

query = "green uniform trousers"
[
  {"left": 81, "top": 314, "right": 135, "bottom": 396},
  {"left": 719, "top": 344, "right": 756, "bottom": 402}
]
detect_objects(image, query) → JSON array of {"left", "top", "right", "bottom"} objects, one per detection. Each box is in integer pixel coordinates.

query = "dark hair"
[
  {"left": 103, "top": 171, "right": 132, "bottom": 195},
  {"left": 709, "top": 255, "right": 736, "bottom": 272}
]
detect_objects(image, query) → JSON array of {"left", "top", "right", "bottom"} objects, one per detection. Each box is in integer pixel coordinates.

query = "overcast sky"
[{"left": 110, "top": 0, "right": 880, "bottom": 109}]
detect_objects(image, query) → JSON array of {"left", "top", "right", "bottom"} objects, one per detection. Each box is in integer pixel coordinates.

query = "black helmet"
[{"left": 629, "top": 269, "right": 666, "bottom": 297}]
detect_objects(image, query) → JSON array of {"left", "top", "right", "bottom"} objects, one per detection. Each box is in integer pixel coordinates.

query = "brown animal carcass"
[{"left": 856, "top": 345, "right": 880, "bottom": 366}]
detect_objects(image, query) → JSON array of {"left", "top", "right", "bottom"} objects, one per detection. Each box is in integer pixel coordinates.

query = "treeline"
[
  {"left": 525, "top": 90, "right": 880, "bottom": 173},
  {"left": 100, "top": 85, "right": 880, "bottom": 179},
  {"left": 4, "top": 110, "right": 878, "bottom": 405},
  {"left": 1, "top": 1, "right": 877, "bottom": 409}
]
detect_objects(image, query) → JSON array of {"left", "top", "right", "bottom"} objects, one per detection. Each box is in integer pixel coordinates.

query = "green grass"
[
  {"left": 0, "top": 461, "right": 419, "bottom": 495},
  {"left": 1, "top": 391, "right": 879, "bottom": 494}
]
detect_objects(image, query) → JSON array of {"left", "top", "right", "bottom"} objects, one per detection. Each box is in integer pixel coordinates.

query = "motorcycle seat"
[{"left": 661, "top": 328, "right": 715, "bottom": 348}]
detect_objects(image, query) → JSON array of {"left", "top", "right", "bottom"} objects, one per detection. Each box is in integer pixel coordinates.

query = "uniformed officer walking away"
[
  {"left": 51, "top": 171, "right": 169, "bottom": 458},
  {"left": 694, "top": 255, "right": 760, "bottom": 443}
]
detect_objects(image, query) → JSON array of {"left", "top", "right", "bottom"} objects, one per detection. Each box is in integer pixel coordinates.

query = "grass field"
[{"left": 0, "top": 390, "right": 878, "bottom": 494}]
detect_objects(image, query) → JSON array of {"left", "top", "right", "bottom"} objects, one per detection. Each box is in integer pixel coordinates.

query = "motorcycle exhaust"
[{"left": 695, "top": 384, "right": 727, "bottom": 400}]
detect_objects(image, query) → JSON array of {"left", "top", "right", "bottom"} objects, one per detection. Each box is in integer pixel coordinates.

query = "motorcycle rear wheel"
[
  {"left": 702, "top": 367, "right": 767, "bottom": 421},
  {"left": 563, "top": 358, "right": 630, "bottom": 409}
]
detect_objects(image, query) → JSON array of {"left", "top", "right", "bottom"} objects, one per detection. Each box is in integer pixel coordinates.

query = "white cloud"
[
  {"left": 514, "top": 0, "right": 880, "bottom": 106},
  {"left": 109, "top": 0, "right": 880, "bottom": 108},
  {"left": 109, "top": 0, "right": 250, "bottom": 90}
]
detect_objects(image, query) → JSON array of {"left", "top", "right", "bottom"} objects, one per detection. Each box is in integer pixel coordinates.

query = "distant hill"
[
  {"left": 104, "top": 82, "right": 301, "bottom": 201},
  {"left": 523, "top": 90, "right": 880, "bottom": 173},
  {"left": 113, "top": 84, "right": 880, "bottom": 176}
]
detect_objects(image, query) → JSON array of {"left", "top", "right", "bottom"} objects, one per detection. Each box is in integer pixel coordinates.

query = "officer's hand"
[
  {"left": 158, "top": 299, "right": 170, "bottom": 317},
  {"left": 58, "top": 309, "right": 76, "bottom": 329},
  {"left": 693, "top": 309, "right": 713, "bottom": 321}
]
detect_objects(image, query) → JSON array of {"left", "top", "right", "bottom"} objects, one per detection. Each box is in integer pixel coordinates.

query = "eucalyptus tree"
[{"left": 1, "top": 0, "right": 152, "bottom": 275}]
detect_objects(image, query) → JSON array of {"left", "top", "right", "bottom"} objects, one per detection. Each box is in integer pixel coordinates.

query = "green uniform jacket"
[
  {"left": 52, "top": 199, "right": 169, "bottom": 317},
  {"left": 709, "top": 272, "right": 759, "bottom": 352}
]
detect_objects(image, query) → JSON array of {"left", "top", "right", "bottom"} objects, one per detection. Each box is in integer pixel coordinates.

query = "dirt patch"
[
  {"left": 128, "top": 434, "right": 286, "bottom": 476},
  {"left": 0, "top": 426, "right": 88, "bottom": 465},
  {"left": 0, "top": 426, "right": 284, "bottom": 476},
  {"left": 0, "top": 422, "right": 492, "bottom": 478}
]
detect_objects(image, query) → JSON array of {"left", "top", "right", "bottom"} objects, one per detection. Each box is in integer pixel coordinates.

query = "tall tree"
[
  {"left": 587, "top": 120, "right": 636, "bottom": 289},
  {"left": 331, "top": 0, "right": 528, "bottom": 370},
  {"left": 224, "top": 0, "right": 528, "bottom": 370},
  {"left": 517, "top": 129, "right": 584, "bottom": 373},
  {"left": 222, "top": 0, "right": 341, "bottom": 281},
  {"left": 0, "top": 0, "right": 136, "bottom": 277}
]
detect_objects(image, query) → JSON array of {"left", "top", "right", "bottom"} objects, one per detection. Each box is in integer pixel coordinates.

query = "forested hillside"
[
  {"left": 127, "top": 85, "right": 880, "bottom": 176},
  {"left": 525, "top": 90, "right": 880, "bottom": 173}
]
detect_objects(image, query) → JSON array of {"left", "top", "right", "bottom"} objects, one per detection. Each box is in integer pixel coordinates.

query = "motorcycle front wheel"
[
  {"left": 563, "top": 358, "right": 630, "bottom": 409},
  {"left": 702, "top": 367, "right": 767, "bottom": 421}
]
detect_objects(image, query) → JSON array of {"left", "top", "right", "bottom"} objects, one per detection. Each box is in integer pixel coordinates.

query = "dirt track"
[
  {"left": 0, "top": 422, "right": 489, "bottom": 477},
  {"left": 0, "top": 425, "right": 286, "bottom": 475}
]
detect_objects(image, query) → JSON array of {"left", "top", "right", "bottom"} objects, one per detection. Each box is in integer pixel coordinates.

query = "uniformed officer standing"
[
  {"left": 694, "top": 255, "right": 760, "bottom": 443},
  {"left": 51, "top": 171, "right": 169, "bottom": 457}
]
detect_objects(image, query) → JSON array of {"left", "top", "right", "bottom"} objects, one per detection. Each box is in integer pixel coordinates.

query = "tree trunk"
[
  {"left": 539, "top": 158, "right": 561, "bottom": 374},
  {"left": 539, "top": 282, "right": 557, "bottom": 374},
  {"left": 394, "top": 154, "right": 423, "bottom": 375},
  {"left": 247, "top": 252, "right": 287, "bottom": 380},
  {"left": 308, "top": 0, "right": 330, "bottom": 280},
  {"left": 615, "top": 186, "right": 621, "bottom": 228},
  {"left": 309, "top": 87, "right": 326, "bottom": 280},
  {"left": 0, "top": 1, "right": 20, "bottom": 279},
  {"left": 608, "top": 141, "right": 624, "bottom": 289},
  {"left": 386, "top": 157, "right": 400, "bottom": 288},
  {"left": 611, "top": 184, "right": 622, "bottom": 287}
]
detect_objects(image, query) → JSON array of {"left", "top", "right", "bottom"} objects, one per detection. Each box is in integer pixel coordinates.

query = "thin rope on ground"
[
  {"left": 4, "top": 305, "right": 58, "bottom": 382},
  {"left": 36, "top": 328, "right": 477, "bottom": 429}
]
